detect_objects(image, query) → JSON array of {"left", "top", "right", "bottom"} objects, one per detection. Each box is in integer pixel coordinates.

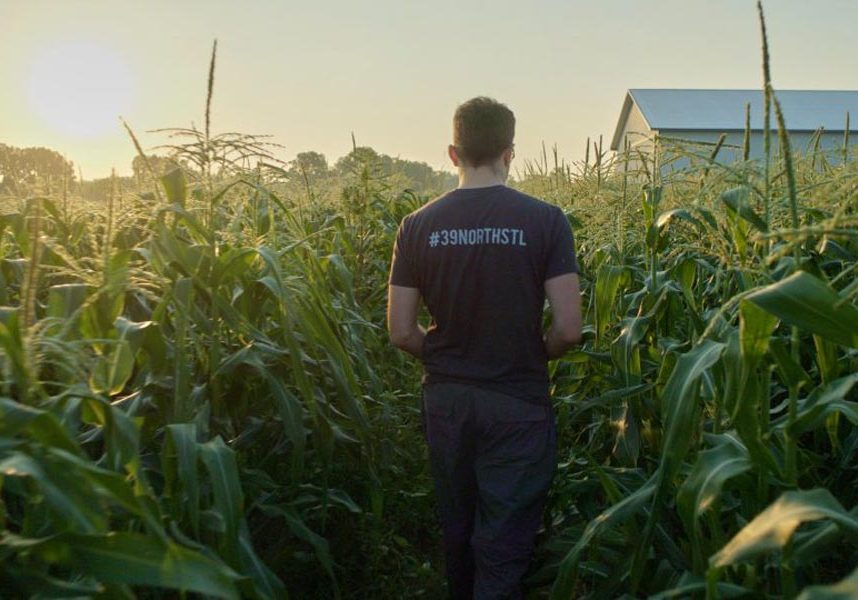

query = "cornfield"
[{"left": 2, "top": 5, "right": 858, "bottom": 598}]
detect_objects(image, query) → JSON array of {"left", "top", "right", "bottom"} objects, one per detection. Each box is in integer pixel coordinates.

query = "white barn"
[{"left": 610, "top": 89, "right": 858, "bottom": 171}]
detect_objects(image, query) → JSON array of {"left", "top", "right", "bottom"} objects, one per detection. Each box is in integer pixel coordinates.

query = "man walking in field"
[{"left": 387, "top": 97, "right": 582, "bottom": 599}]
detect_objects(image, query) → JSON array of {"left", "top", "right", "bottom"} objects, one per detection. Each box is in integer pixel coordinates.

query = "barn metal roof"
[{"left": 610, "top": 89, "right": 858, "bottom": 150}]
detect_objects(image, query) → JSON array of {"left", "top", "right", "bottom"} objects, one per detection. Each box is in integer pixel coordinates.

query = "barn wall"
[
  {"left": 615, "top": 103, "right": 655, "bottom": 175},
  {"left": 658, "top": 130, "right": 742, "bottom": 173},
  {"left": 620, "top": 103, "right": 653, "bottom": 151},
  {"left": 648, "top": 129, "right": 851, "bottom": 175}
]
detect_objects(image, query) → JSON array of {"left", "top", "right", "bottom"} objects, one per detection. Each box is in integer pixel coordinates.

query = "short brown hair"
[{"left": 453, "top": 97, "right": 515, "bottom": 167}]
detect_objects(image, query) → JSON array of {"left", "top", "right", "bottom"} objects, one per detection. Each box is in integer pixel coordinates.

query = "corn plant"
[
  {"left": 537, "top": 5, "right": 858, "bottom": 598},
  {"left": 2, "top": 3, "right": 857, "bottom": 598}
]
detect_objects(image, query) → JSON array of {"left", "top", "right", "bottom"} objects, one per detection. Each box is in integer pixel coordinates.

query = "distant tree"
[
  {"left": 288, "top": 151, "right": 329, "bottom": 181},
  {"left": 333, "top": 146, "right": 455, "bottom": 193},
  {"left": 334, "top": 146, "right": 386, "bottom": 176},
  {"left": 0, "top": 144, "right": 75, "bottom": 194},
  {"left": 79, "top": 173, "right": 137, "bottom": 203},
  {"left": 390, "top": 157, "right": 456, "bottom": 192},
  {"left": 131, "top": 154, "right": 179, "bottom": 181}
]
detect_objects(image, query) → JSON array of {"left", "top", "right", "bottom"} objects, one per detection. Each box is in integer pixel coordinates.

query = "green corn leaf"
[
  {"left": 89, "top": 338, "right": 134, "bottom": 396},
  {"left": 721, "top": 186, "right": 768, "bottom": 232},
  {"left": 238, "top": 523, "right": 289, "bottom": 600},
  {"left": 172, "top": 277, "right": 194, "bottom": 422},
  {"left": 611, "top": 314, "right": 650, "bottom": 381},
  {"left": 160, "top": 167, "right": 187, "bottom": 206},
  {"left": 258, "top": 503, "right": 338, "bottom": 591},
  {"left": 656, "top": 208, "right": 704, "bottom": 231},
  {"left": 594, "top": 264, "right": 630, "bottom": 344},
  {"left": 611, "top": 401, "right": 640, "bottom": 466},
  {"left": 104, "top": 249, "right": 132, "bottom": 290},
  {"left": 747, "top": 271, "right": 858, "bottom": 348},
  {"left": 648, "top": 573, "right": 749, "bottom": 599},
  {"left": 792, "top": 506, "right": 858, "bottom": 568},
  {"left": 152, "top": 223, "right": 211, "bottom": 278},
  {"left": 769, "top": 337, "right": 812, "bottom": 389},
  {"left": 673, "top": 258, "right": 704, "bottom": 331},
  {"left": 659, "top": 340, "right": 725, "bottom": 481},
  {"left": 155, "top": 204, "right": 212, "bottom": 245},
  {"left": 568, "top": 383, "right": 652, "bottom": 423},
  {"left": 550, "top": 475, "right": 657, "bottom": 599},
  {"left": 114, "top": 317, "right": 167, "bottom": 371},
  {"left": 199, "top": 436, "right": 243, "bottom": 564},
  {"left": 0, "top": 398, "right": 78, "bottom": 454},
  {"left": 628, "top": 340, "right": 725, "bottom": 590},
  {"left": 38, "top": 532, "right": 240, "bottom": 599},
  {"left": 677, "top": 436, "right": 752, "bottom": 536},
  {"left": 710, "top": 488, "right": 858, "bottom": 569},
  {"left": 163, "top": 423, "right": 200, "bottom": 536},
  {"left": 784, "top": 373, "right": 858, "bottom": 436},
  {"left": 265, "top": 374, "right": 307, "bottom": 478},
  {"left": 814, "top": 334, "right": 841, "bottom": 385},
  {"left": 729, "top": 308, "right": 781, "bottom": 475},
  {"left": 1, "top": 258, "right": 27, "bottom": 289},
  {"left": 214, "top": 344, "right": 307, "bottom": 479},
  {"left": 46, "top": 447, "right": 162, "bottom": 534},
  {"left": 212, "top": 247, "right": 258, "bottom": 286},
  {"left": 0, "top": 451, "right": 105, "bottom": 533},
  {"left": 80, "top": 291, "right": 125, "bottom": 342},
  {"left": 0, "top": 311, "right": 31, "bottom": 394},
  {"left": 797, "top": 564, "right": 858, "bottom": 599},
  {"left": 78, "top": 394, "right": 141, "bottom": 475},
  {"left": 0, "top": 564, "right": 104, "bottom": 598},
  {"left": 739, "top": 299, "right": 777, "bottom": 367},
  {"left": 46, "top": 283, "right": 90, "bottom": 320}
]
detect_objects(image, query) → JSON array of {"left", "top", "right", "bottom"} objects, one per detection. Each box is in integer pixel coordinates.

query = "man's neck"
[{"left": 457, "top": 165, "right": 508, "bottom": 190}]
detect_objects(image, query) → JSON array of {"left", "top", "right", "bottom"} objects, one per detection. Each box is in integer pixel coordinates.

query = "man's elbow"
[
  {"left": 388, "top": 328, "right": 410, "bottom": 351},
  {"left": 558, "top": 324, "right": 583, "bottom": 347}
]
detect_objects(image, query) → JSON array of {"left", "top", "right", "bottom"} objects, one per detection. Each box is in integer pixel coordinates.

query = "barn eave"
[{"left": 610, "top": 92, "right": 653, "bottom": 151}]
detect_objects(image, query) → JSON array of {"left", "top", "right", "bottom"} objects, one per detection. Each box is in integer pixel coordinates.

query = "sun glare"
[{"left": 27, "top": 40, "right": 133, "bottom": 139}]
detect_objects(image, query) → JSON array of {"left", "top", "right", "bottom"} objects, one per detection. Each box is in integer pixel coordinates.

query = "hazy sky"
[{"left": 1, "top": 0, "right": 857, "bottom": 179}]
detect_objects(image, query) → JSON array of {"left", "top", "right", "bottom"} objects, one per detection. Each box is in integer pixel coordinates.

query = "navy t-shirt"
[{"left": 389, "top": 184, "right": 579, "bottom": 403}]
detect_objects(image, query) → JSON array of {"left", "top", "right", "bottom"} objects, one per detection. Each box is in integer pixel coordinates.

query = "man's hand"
[
  {"left": 544, "top": 273, "right": 582, "bottom": 359},
  {"left": 387, "top": 285, "right": 426, "bottom": 358}
]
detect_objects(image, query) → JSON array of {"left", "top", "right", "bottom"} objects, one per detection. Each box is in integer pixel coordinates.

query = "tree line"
[{"left": 0, "top": 141, "right": 457, "bottom": 201}]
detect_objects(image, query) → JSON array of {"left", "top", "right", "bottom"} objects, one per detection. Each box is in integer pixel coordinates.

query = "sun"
[{"left": 27, "top": 40, "right": 134, "bottom": 139}]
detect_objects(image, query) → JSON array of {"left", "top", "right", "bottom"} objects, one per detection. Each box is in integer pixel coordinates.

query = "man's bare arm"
[
  {"left": 544, "top": 273, "right": 582, "bottom": 359},
  {"left": 387, "top": 285, "right": 426, "bottom": 358}
]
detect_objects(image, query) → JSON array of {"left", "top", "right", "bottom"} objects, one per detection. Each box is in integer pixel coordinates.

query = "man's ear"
[
  {"left": 448, "top": 144, "right": 460, "bottom": 167},
  {"left": 503, "top": 147, "right": 513, "bottom": 168}
]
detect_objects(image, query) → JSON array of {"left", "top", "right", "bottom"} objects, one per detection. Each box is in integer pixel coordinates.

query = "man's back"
[
  {"left": 390, "top": 184, "right": 578, "bottom": 402},
  {"left": 386, "top": 96, "right": 582, "bottom": 599}
]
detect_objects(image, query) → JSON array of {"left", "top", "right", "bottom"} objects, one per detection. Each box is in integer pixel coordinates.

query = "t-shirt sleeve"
[
  {"left": 389, "top": 217, "right": 419, "bottom": 287},
  {"left": 544, "top": 208, "right": 580, "bottom": 280}
]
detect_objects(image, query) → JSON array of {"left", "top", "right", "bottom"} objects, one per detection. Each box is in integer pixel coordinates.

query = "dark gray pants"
[{"left": 422, "top": 383, "right": 556, "bottom": 600}]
